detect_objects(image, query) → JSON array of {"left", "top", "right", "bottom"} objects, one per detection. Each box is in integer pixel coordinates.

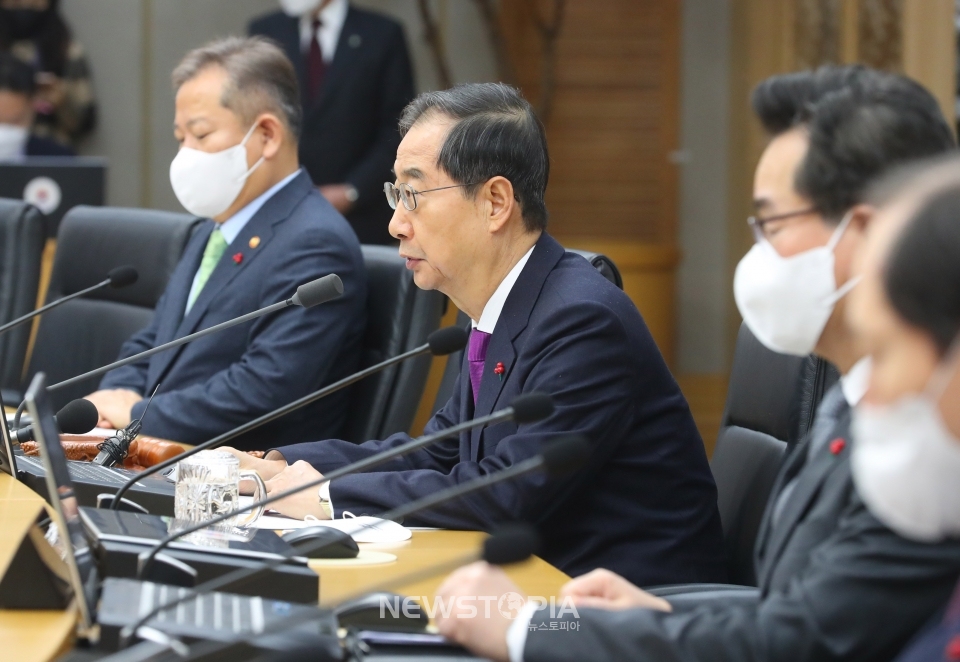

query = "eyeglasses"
[
  {"left": 383, "top": 182, "right": 478, "bottom": 211},
  {"left": 747, "top": 207, "right": 818, "bottom": 242}
]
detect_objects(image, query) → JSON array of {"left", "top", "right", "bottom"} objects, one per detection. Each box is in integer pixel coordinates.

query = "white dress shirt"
[
  {"left": 506, "top": 354, "right": 874, "bottom": 662},
  {"left": 473, "top": 246, "right": 535, "bottom": 333},
  {"left": 184, "top": 169, "right": 300, "bottom": 315},
  {"left": 298, "top": 0, "right": 348, "bottom": 62}
]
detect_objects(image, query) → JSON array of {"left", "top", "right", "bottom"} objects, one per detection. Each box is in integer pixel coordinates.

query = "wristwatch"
[{"left": 318, "top": 482, "right": 334, "bottom": 519}]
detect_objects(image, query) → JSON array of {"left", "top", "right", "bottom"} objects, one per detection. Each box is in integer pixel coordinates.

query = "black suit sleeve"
[
  {"left": 343, "top": 23, "right": 413, "bottom": 206},
  {"left": 524, "top": 494, "right": 960, "bottom": 662}
]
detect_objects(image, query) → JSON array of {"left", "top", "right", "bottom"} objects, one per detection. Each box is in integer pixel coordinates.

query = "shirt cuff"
[
  {"left": 319, "top": 481, "right": 334, "bottom": 518},
  {"left": 506, "top": 601, "right": 540, "bottom": 662}
]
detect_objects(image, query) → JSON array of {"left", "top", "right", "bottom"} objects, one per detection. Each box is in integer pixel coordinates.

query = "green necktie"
[{"left": 187, "top": 227, "right": 227, "bottom": 312}]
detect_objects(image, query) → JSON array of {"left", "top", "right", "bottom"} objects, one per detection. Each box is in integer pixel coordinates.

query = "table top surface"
[{"left": 0, "top": 471, "right": 569, "bottom": 661}]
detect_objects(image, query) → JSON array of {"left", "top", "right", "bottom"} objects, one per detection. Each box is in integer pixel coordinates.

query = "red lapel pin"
[
  {"left": 494, "top": 362, "right": 505, "bottom": 382},
  {"left": 232, "top": 252, "right": 243, "bottom": 264},
  {"left": 829, "top": 438, "right": 846, "bottom": 455},
  {"left": 945, "top": 635, "right": 960, "bottom": 660}
]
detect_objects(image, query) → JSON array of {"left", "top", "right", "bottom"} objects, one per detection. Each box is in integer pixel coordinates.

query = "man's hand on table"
[
  {"left": 220, "top": 446, "right": 288, "bottom": 484},
  {"left": 262, "top": 460, "right": 330, "bottom": 520},
  {"left": 84, "top": 389, "right": 142, "bottom": 429},
  {"left": 560, "top": 568, "right": 671, "bottom": 612},
  {"left": 435, "top": 561, "right": 516, "bottom": 662}
]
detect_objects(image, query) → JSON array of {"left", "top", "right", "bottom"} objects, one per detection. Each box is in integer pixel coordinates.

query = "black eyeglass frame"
[
  {"left": 747, "top": 206, "right": 818, "bottom": 241},
  {"left": 383, "top": 182, "right": 480, "bottom": 211}
]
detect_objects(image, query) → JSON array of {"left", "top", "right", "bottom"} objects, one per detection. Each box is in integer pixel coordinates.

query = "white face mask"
[
  {"left": 279, "top": 0, "right": 322, "bottom": 17},
  {"left": 734, "top": 212, "right": 860, "bottom": 356},
  {"left": 169, "top": 123, "right": 263, "bottom": 219},
  {"left": 0, "top": 123, "right": 28, "bottom": 160},
  {"left": 851, "top": 355, "right": 960, "bottom": 542}
]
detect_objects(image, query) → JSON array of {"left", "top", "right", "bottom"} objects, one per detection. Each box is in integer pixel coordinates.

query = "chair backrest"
[
  {"left": 430, "top": 248, "right": 625, "bottom": 414},
  {"left": 341, "top": 245, "right": 445, "bottom": 442},
  {"left": 711, "top": 322, "right": 839, "bottom": 585},
  {"left": 22, "top": 206, "right": 201, "bottom": 408},
  {"left": 0, "top": 199, "right": 44, "bottom": 393}
]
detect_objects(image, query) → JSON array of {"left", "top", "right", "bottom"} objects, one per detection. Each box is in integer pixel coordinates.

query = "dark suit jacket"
[
  {"left": 249, "top": 5, "right": 414, "bottom": 245},
  {"left": 25, "top": 134, "right": 74, "bottom": 156},
  {"left": 894, "top": 581, "right": 960, "bottom": 662},
  {"left": 99, "top": 170, "right": 367, "bottom": 449},
  {"left": 278, "top": 233, "right": 726, "bottom": 587},
  {"left": 524, "top": 399, "right": 960, "bottom": 662}
]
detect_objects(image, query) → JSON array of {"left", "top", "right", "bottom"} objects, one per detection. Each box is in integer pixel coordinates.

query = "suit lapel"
[
  {"left": 758, "top": 410, "right": 852, "bottom": 587},
  {"left": 145, "top": 172, "right": 313, "bottom": 391},
  {"left": 311, "top": 7, "right": 364, "bottom": 115},
  {"left": 469, "top": 234, "right": 565, "bottom": 460},
  {"left": 754, "top": 441, "right": 808, "bottom": 561}
]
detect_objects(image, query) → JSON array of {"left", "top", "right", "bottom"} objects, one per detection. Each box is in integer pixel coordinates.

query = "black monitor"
[{"left": 0, "top": 156, "right": 106, "bottom": 237}]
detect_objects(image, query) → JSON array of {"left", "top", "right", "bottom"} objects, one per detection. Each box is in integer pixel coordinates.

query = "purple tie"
[{"left": 468, "top": 329, "right": 491, "bottom": 405}]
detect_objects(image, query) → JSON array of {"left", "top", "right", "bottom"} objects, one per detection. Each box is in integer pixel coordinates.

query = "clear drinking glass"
[{"left": 174, "top": 450, "right": 265, "bottom": 527}]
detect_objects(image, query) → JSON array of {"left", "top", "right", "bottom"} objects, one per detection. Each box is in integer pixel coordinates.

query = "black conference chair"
[
  {"left": 21, "top": 206, "right": 201, "bottom": 409},
  {"left": 0, "top": 199, "right": 45, "bottom": 398},
  {"left": 430, "top": 249, "right": 624, "bottom": 414},
  {"left": 341, "top": 245, "right": 446, "bottom": 443},
  {"left": 710, "top": 322, "right": 839, "bottom": 586}
]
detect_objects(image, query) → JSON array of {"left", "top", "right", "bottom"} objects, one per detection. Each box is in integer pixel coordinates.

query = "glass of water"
[{"left": 174, "top": 450, "right": 265, "bottom": 527}]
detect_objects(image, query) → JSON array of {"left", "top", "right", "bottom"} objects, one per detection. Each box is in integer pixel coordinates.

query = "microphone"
[
  {"left": 0, "top": 265, "right": 138, "bottom": 337},
  {"left": 121, "top": 436, "right": 586, "bottom": 647},
  {"left": 93, "top": 385, "right": 161, "bottom": 467},
  {"left": 46, "top": 274, "right": 343, "bottom": 394},
  {"left": 106, "top": 325, "right": 470, "bottom": 510},
  {"left": 134, "top": 391, "right": 557, "bottom": 577},
  {"left": 10, "top": 398, "right": 99, "bottom": 443}
]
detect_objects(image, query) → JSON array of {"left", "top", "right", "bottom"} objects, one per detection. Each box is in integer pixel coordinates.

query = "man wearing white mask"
[
  {"left": 85, "top": 37, "right": 366, "bottom": 448},
  {"left": 428, "top": 66, "right": 960, "bottom": 662},
  {"left": 249, "top": 0, "right": 414, "bottom": 244},
  {"left": 844, "top": 160, "right": 960, "bottom": 662}
]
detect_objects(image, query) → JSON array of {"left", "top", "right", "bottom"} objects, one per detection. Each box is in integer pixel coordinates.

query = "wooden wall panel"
[{"left": 501, "top": 0, "right": 681, "bottom": 244}]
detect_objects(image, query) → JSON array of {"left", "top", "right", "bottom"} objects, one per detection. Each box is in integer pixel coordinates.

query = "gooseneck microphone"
[
  {"left": 107, "top": 325, "right": 469, "bottom": 510},
  {"left": 10, "top": 274, "right": 343, "bottom": 432},
  {"left": 47, "top": 274, "right": 343, "bottom": 394},
  {"left": 135, "top": 392, "right": 556, "bottom": 578},
  {"left": 121, "top": 436, "right": 587, "bottom": 647},
  {"left": 0, "top": 265, "right": 138, "bottom": 337},
  {"left": 10, "top": 398, "right": 99, "bottom": 443}
]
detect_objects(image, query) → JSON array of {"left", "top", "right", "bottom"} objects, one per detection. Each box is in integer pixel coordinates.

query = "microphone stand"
[
  {"left": 135, "top": 404, "right": 528, "bottom": 575},
  {"left": 108, "top": 328, "right": 466, "bottom": 510},
  {"left": 122, "top": 454, "right": 550, "bottom": 646}
]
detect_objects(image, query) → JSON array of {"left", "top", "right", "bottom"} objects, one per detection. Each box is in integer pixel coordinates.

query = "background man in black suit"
[
  {"left": 431, "top": 67, "right": 960, "bottom": 662},
  {"left": 249, "top": 0, "right": 414, "bottom": 244}
]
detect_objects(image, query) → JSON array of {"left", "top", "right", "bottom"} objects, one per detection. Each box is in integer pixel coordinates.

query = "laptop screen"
[
  {"left": 0, "top": 387, "right": 17, "bottom": 477},
  {"left": 25, "top": 372, "right": 98, "bottom": 631}
]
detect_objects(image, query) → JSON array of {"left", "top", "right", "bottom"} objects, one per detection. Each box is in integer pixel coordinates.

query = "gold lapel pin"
[{"left": 249, "top": 236, "right": 261, "bottom": 249}]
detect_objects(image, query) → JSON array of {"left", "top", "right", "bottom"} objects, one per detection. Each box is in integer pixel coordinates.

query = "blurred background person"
[
  {"left": 0, "top": 51, "right": 72, "bottom": 157},
  {"left": 249, "top": 0, "right": 414, "bottom": 245},
  {"left": 844, "top": 159, "right": 960, "bottom": 662},
  {"left": 0, "top": 0, "right": 95, "bottom": 149}
]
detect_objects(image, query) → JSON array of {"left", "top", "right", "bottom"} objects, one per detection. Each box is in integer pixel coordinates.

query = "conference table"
[{"left": 0, "top": 471, "right": 570, "bottom": 661}]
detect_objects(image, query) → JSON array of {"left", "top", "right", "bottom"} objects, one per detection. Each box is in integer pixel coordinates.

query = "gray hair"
[{"left": 172, "top": 36, "right": 301, "bottom": 138}]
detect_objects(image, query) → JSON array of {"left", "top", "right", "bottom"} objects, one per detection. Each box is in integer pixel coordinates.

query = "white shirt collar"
[
  {"left": 840, "top": 356, "right": 872, "bottom": 406},
  {"left": 299, "top": 0, "right": 349, "bottom": 62},
  {"left": 472, "top": 246, "right": 535, "bottom": 334},
  {"left": 217, "top": 169, "right": 300, "bottom": 245}
]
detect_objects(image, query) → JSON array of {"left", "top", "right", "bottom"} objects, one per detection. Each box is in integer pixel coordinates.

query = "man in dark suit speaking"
[
  {"left": 431, "top": 68, "right": 960, "bottom": 662},
  {"left": 230, "top": 83, "right": 726, "bottom": 587},
  {"left": 85, "top": 37, "right": 366, "bottom": 449},
  {"left": 249, "top": 0, "right": 414, "bottom": 245}
]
